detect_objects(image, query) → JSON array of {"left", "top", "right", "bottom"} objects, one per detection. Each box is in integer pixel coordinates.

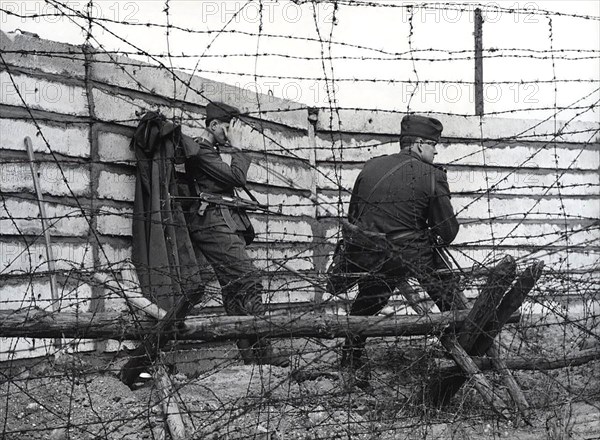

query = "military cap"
[
  {"left": 400, "top": 114, "right": 443, "bottom": 142},
  {"left": 205, "top": 101, "right": 240, "bottom": 124}
]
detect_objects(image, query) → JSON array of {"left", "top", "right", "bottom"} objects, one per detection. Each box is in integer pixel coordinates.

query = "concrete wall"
[{"left": 1, "top": 31, "right": 598, "bottom": 360}]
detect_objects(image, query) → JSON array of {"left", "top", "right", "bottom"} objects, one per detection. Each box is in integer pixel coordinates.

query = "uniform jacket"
[
  {"left": 348, "top": 149, "right": 459, "bottom": 246},
  {"left": 181, "top": 134, "right": 253, "bottom": 235}
]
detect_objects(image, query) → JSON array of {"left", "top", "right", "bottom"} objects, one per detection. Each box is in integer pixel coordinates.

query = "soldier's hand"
[{"left": 226, "top": 118, "right": 243, "bottom": 150}]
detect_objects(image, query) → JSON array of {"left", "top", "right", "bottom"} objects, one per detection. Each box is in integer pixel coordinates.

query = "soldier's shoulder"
[
  {"left": 181, "top": 134, "right": 213, "bottom": 159},
  {"left": 362, "top": 154, "right": 390, "bottom": 169},
  {"left": 193, "top": 135, "right": 214, "bottom": 148},
  {"left": 368, "top": 153, "right": 393, "bottom": 162},
  {"left": 422, "top": 161, "right": 447, "bottom": 174},
  {"left": 430, "top": 164, "right": 449, "bottom": 184}
]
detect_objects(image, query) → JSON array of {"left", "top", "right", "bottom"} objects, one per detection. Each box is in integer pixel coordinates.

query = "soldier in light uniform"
[{"left": 183, "top": 102, "right": 288, "bottom": 367}]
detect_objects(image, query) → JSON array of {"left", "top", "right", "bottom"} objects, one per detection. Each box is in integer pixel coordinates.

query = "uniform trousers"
[
  {"left": 328, "top": 237, "right": 461, "bottom": 368},
  {"left": 190, "top": 223, "right": 264, "bottom": 317}
]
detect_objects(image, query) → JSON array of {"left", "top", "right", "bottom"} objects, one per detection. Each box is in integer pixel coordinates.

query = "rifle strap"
[
  {"left": 241, "top": 185, "right": 259, "bottom": 204},
  {"left": 430, "top": 167, "right": 436, "bottom": 199}
]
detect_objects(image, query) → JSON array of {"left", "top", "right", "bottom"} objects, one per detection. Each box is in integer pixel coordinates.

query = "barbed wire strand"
[{"left": 0, "top": 1, "right": 599, "bottom": 439}]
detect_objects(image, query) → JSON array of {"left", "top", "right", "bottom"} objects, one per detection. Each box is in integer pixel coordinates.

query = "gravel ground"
[{"left": 1, "top": 326, "right": 599, "bottom": 440}]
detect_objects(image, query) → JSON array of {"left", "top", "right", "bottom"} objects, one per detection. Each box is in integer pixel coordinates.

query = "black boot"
[
  {"left": 237, "top": 339, "right": 257, "bottom": 365},
  {"left": 340, "top": 336, "right": 370, "bottom": 389},
  {"left": 254, "top": 339, "right": 290, "bottom": 367}
]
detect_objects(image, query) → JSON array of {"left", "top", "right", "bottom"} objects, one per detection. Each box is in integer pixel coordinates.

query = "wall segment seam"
[{"left": 82, "top": 44, "right": 104, "bottom": 335}]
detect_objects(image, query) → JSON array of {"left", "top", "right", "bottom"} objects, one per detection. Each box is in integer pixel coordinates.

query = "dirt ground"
[{"left": 1, "top": 325, "right": 599, "bottom": 440}]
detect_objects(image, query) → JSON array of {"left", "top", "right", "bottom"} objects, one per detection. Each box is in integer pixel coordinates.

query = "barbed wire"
[
  {"left": 4, "top": 46, "right": 600, "bottom": 64},
  {"left": 1, "top": 0, "right": 599, "bottom": 439}
]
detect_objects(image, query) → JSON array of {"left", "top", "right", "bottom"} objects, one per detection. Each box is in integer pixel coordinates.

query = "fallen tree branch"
[
  {"left": 436, "top": 348, "right": 600, "bottom": 373},
  {"left": 0, "top": 309, "right": 520, "bottom": 341}
]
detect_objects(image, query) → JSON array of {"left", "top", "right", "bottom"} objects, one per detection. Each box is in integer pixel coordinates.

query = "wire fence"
[{"left": 0, "top": 1, "right": 599, "bottom": 439}]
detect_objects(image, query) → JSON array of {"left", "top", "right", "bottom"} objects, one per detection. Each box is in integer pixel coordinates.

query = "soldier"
[
  {"left": 328, "top": 114, "right": 460, "bottom": 387},
  {"left": 183, "top": 101, "right": 288, "bottom": 367}
]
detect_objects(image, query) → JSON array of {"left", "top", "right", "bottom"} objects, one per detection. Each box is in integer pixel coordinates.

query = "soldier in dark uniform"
[
  {"left": 184, "top": 101, "right": 288, "bottom": 367},
  {"left": 328, "top": 114, "right": 460, "bottom": 387}
]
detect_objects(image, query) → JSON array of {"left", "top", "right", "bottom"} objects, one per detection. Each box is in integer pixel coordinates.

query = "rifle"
[
  {"left": 431, "top": 233, "right": 466, "bottom": 276},
  {"left": 172, "top": 191, "right": 283, "bottom": 215}
]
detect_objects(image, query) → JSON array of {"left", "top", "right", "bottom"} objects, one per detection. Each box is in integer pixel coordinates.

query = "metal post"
[
  {"left": 307, "top": 108, "right": 327, "bottom": 304},
  {"left": 474, "top": 8, "right": 484, "bottom": 116}
]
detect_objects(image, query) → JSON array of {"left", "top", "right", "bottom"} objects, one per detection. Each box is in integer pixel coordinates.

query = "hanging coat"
[{"left": 130, "top": 112, "right": 206, "bottom": 310}]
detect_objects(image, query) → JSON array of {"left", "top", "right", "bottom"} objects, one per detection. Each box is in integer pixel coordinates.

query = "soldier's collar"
[
  {"left": 194, "top": 128, "right": 219, "bottom": 150},
  {"left": 403, "top": 148, "right": 423, "bottom": 161}
]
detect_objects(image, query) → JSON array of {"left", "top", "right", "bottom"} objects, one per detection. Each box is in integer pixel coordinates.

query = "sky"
[{"left": 1, "top": 0, "right": 599, "bottom": 122}]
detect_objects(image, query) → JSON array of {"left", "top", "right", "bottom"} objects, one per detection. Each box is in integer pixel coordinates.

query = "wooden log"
[
  {"left": 428, "top": 258, "right": 519, "bottom": 411},
  {"left": 436, "top": 256, "right": 529, "bottom": 420},
  {"left": 155, "top": 364, "right": 187, "bottom": 440},
  {"left": 0, "top": 308, "right": 520, "bottom": 340},
  {"left": 430, "top": 261, "right": 543, "bottom": 407},
  {"left": 456, "top": 255, "right": 516, "bottom": 350},
  {"left": 473, "top": 261, "right": 545, "bottom": 356},
  {"left": 445, "top": 257, "right": 531, "bottom": 419},
  {"left": 437, "top": 347, "right": 600, "bottom": 373},
  {"left": 294, "top": 349, "right": 600, "bottom": 390},
  {"left": 427, "top": 256, "right": 515, "bottom": 416},
  {"left": 440, "top": 336, "right": 510, "bottom": 419},
  {"left": 427, "top": 256, "right": 515, "bottom": 406},
  {"left": 487, "top": 345, "right": 531, "bottom": 419}
]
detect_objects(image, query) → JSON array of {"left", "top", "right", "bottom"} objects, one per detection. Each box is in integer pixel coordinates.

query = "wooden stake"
[
  {"left": 155, "top": 364, "right": 186, "bottom": 440},
  {"left": 430, "top": 265, "right": 513, "bottom": 412},
  {"left": 487, "top": 345, "right": 531, "bottom": 419},
  {"left": 429, "top": 261, "right": 542, "bottom": 418},
  {"left": 25, "top": 136, "right": 61, "bottom": 349},
  {"left": 456, "top": 255, "right": 516, "bottom": 350},
  {"left": 473, "top": 261, "right": 545, "bottom": 354},
  {"left": 441, "top": 336, "right": 510, "bottom": 419}
]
